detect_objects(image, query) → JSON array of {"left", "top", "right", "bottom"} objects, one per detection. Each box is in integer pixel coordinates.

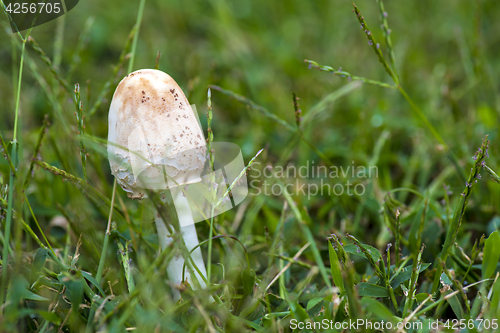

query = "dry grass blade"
[{"left": 266, "top": 242, "right": 310, "bottom": 292}]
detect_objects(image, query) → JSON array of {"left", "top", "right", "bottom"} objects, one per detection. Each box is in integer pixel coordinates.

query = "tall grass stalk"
[
  {"left": 375, "top": 0, "right": 398, "bottom": 80},
  {"left": 0, "top": 7, "right": 35, "bottom": 310},
  {"left": 209, "top": 84, "right": 357, "bottom": 168},
  {"left": 307, "top": 1, "right": 468, "bottom": 181},
  {"left": 96, "top": 180, "right": 117, "bottom": 284},
  {"left": 484, "top": 163, "right": 500, "bottom": 183},
  {"left": 206, "top": 88, "right": 216, "bottom": 286},
  {"left": 128, "top": 0, "right": 146, "bottom": 74},
  {"left": 106, "top": 0, "right": 145, "bottom": 282},
  {"left": 0, "top": 0, "right": 498, "bottom": 329}
]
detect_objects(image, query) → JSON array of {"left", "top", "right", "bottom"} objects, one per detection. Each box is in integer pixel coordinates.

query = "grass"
[{"left": 1, "top": 0, "right": 500, "bottom": 332}]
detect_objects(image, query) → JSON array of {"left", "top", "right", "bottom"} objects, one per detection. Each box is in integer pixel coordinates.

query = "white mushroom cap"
[{"left": 108, "top": 69, "right": 206, "bottom": 199}]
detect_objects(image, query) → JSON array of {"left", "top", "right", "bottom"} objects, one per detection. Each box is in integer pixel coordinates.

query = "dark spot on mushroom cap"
[{"left": 112, "top": 69, "right": 202, "bottom": 153}]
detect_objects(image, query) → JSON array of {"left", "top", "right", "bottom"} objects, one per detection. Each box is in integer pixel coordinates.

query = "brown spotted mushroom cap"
[{"left": 108, "top": 69, "right": 206, "bottom": 199}]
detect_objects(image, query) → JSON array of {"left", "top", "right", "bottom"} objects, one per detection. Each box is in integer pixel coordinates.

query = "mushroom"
[{"left": 107, "top": 69, "right": 209, "bottom": 300}]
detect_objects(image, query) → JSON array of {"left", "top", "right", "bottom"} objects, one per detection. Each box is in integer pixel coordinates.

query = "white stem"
[{"left": 155, "top": 188, "right": 208, "bottom": 301}]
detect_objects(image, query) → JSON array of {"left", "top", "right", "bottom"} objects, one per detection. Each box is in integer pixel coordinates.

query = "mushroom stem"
[{"left": 155, "top": 188, "right": 208, "bottom": 300}]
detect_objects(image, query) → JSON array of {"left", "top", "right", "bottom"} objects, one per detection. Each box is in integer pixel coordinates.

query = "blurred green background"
[
  {"left": 1, "top": 0, "right": 500, "bottom": 330},
  {"left": 2, "top": 0, "right": 499, "bottom": 233},
  {"left": 2, "top": 0, "right": 499, "bottom": 151}
]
